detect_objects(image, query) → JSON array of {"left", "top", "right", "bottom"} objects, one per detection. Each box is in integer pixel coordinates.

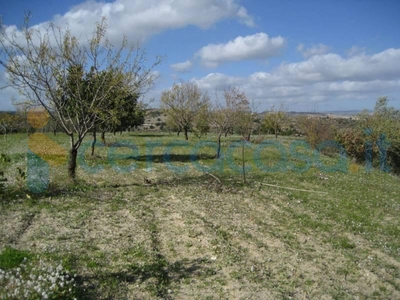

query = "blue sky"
[{"left": 1, "top": 0, "right": 400, "bottom": 112}]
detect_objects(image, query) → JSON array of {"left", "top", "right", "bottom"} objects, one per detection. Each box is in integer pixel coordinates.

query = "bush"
[
  {"left": 0, "top": 154, "right": 11, "bottom": 194},
  {"left": 337, "top": 98, "right": 400, "bottom": 174},
  {"left": 388, "top": 146, "right": 400, "bottom": 174},
  {"left": 336, "top": 128, "right": 371, "bottom": 163},
  {"left": 297, "top": 116, "right": 335, "bottom": 149},
  {"left": 280, "top": 127, "right": 298, "bottom": 136}
]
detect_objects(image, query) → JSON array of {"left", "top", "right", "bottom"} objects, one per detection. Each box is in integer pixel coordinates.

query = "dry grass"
[{"left": 1, "top": 132, "right": 400, "bottom": 299}]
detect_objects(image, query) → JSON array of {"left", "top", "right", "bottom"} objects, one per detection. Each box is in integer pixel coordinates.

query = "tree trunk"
[
  {"left": 224, "top": 130, "right": 229, "bottom": 138},
  {"left": 216, "top": 132, "right": 222, "bottom": 158},
  {"left": 177, "top": 130, "right": 180, "bottom": 137},
  {"left": 184, "top": 128, "right": 189, "bottom": 140},
  {"left": 101, "top": 131, "right": 106, "bottom": 145},
  {"left": 68, "top": 147, "right": 78, "bottom": 180},
  {"left": 242, "top": 140, "right": 246, "bottom": 184},
  {"left": 91, "top": 128, "right": 97, "bottom": 156}
]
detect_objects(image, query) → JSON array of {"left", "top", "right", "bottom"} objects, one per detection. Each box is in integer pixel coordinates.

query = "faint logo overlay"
[
  {"left": 26, "top": 108, "right": 66, "bottom": 193},
  {"left": 26, "top": 108, "right": 390, "bottom": 193}
]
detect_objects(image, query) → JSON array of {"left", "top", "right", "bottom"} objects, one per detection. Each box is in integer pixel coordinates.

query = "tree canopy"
[
  {"left": 0, "top": 17, "right": 162, "bottom": 179},
  {"left": 161, "top": 82, "right": 210, "bottom": 140}
]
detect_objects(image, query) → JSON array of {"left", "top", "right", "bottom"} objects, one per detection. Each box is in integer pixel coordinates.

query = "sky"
[{"left": 1, "top": 0, "right": 400, "bottom": 112}]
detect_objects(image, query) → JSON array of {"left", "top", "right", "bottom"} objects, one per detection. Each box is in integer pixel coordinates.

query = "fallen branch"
[
  {"left": 206, "top": 172, "right": 222, "bottom": 184},
  {"left": 256, "top": 182, "right": 328, "bottom": 194}
]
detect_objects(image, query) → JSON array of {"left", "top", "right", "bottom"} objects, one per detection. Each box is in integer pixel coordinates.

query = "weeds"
[
  {"left": 0, "top": 132, "right": 399, "bottom": 299},
  {"left": 0, "top": 247, "right": 77, "bottom": 299}
]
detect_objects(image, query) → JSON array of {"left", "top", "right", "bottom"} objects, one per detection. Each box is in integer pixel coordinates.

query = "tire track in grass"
[{"left": 7, "top": 211, "right": 36, "bottom": 245}]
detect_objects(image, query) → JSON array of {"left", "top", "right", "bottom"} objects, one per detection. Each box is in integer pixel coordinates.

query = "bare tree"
[
  {"left": 0, "top": 17, "right": 162, "bottom": 180},
  {"left": 206, "top": 87, "right": 250, "bottom": 158},
  {"left": 161, "top": 82, "right": 210, "bottom": 140},
  {"left": 297, "top": 115, "right": 334, "bottom": 149},
  {"left": 261, "top": 104, "right": 287, "bottom": 139}
]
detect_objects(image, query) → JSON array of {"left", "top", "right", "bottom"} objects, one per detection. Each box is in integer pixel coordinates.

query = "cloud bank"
[
  {"left": 297, "top": 44, "right": 331, "bottom": 59},
  {"left": 196, "top": 33, "right": 286, "bottom": 67},
  {"left": 170, "top": 60, "right": 193, "bottom": 73},
  {"left": 3, "top": 0, "right": 255, "bottom": 45},
  {"left": 192, "top": 48, "right": 400, "bottom": 109}
]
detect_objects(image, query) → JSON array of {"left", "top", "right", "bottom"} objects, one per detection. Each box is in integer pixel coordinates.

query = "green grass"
[
  {"left": 0, "top": 247, "right": 32, "bottom": 270},
  {"left": 0, "top": 131, "right": 400, "bottom": 299}
]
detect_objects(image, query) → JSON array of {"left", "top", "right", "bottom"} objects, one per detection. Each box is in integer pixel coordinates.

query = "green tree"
[
  {"left": 0, "top": 17, "right": 162, "bottom": 180},
  {"left": 0, "top": 113, "right": 20, "bottom": 138},
  {"left": 193, "top": 113, "right": 210, "bottom": 140},
  {"left": 165, "top": 114, "right": 181, "bottom": 136}
]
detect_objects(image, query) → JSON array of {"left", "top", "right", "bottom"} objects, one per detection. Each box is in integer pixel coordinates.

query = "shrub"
[
  {"left": 0, "top": 154, "right": 11, "bottom": 194},
  {"left": 336, "top": 128, "right": 371, "bottom": 163},
  {"left": 297, "top": 116, "right": 335, "bottom": 149},
  {"left": 337, "top": 98, "right": 400, "bottom": 173}
]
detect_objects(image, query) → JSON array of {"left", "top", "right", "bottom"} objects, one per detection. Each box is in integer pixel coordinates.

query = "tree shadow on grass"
[
  {"left": 109, "top": 141, "right": 216, "bottom": 163},
  {"left": 127, "top": 134, "right": 168, "bottom": 138},
  {"left": 130, "top": 154, "right": 216, "bottom": 163},
  {"left": 75, "top": 256, "right": 216, "bottom": 299}
]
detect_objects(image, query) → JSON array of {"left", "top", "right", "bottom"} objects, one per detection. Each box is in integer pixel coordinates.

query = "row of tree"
[
  {"left": 2, "top": 16, "right": 398, "bottom": 183},
  {"left": 161, "top": 83, "right": 259, "bottom": 158},
  {"left": 160, "top": 83, "right": 300, "bottom": 159}
]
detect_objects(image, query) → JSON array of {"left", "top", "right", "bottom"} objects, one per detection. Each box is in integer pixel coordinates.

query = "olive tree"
[{"left": 0, "top": 17, "right": 162, "bottom": 179}]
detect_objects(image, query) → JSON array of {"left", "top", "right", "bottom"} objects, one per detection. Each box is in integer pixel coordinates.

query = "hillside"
[{"left": 1, "top": 133, "right": 399, "bottom": 299}]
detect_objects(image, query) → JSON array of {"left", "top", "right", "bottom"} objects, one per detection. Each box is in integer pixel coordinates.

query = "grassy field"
[{"left": 1, "top": 132, "right": 400, "bottom": 299}]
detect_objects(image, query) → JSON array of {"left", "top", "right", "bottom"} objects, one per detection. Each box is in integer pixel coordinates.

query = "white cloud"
[
  {"left": 0, "top": 71, "right": 20, "bottom": 111},
  {"left": 279, "top": 48, "right": 400, "bottom": 83},
  {"left": 297, "top": 43, "right": 331, "bottom": 59},
  {"left": 191, "top": 48, "right": 400, "bottom": 110},
  {"left": 191, "top": 73, "right": 242, "bottom": 90},
  {"left": 196, "top": 33, "right": 286, "bottom": 67},
  {"left": 3, "top": 0, "right": 255, "bottom": 46},
  {"left": 347, "top": 46, "right": 366, "bottom": 57},
  {"left": 0, "top": 0, "right": 255, "bottom": 110},
  {"left": 170, "top": 60, "right": 193, "bottom": 73},
  {"left": 236, "top": 7, "right": 255, "bottom": 27}
]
